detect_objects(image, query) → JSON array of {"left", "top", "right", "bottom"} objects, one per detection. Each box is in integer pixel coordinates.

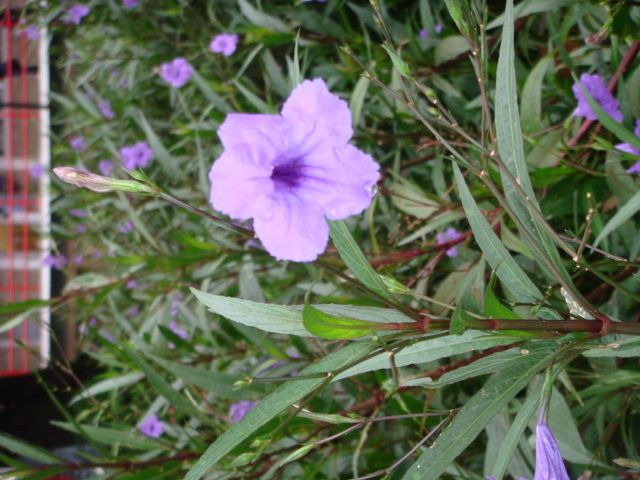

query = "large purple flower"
[
  {"left": 120, "top": 141, "right": 153, "bottom": 169},
  {"left": 572, "top": 73, "right": 622, "bottom": 123},
  {"left": 160, "top": 57, "right": 193, "bottom": 88},
  {"left": 210, "top": 33, "right": 239, "bottom": 57},
  {"left": 208, "top": 79, "right": 380, "bottom": 262}
]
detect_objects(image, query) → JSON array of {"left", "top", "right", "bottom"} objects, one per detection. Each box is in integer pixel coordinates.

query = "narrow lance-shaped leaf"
[{"left": 303, "top": 290, "right": 391, "bottom": 339}]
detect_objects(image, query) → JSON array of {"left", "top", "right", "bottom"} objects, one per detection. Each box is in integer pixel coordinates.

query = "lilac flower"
[
  {"left": 123, "top": 0, "right": 138, "bottom": 7},
  {"left": 167, "top": 321, "right": 188, "bottom": 349},
  {"left": 210, "top": 33, "right": 239, "bottom": 57},
  {"left": 30, "top": 164, "right": 45, "bottom": 178},
  {"left": 73, "top": 254, "right": 84, "bottom": 265},
  {"left": 436, "top": 227, "right": 463, "bottom": 258},
  {"left": 435, "top": 23, "right": 443, "bottom": 34},
  {"left": 120, "top": 141, "right": 153, "bottom": 169},
  {"left": 627, "top": 161, "right": 640, "bottom": 175},
  {"left": 418, "top": 28, "right": 428, "bottom": 38},
  {"left": 127, "top": 306, "right": 140, "bottom": 316},
  {"left": 126, "top": 279, "right": 138, "bottom": 289},
  {"left": 229, "top": 401, "right": 258, "bottom": 423},
  {"left": 615, "top": 119, "right": 640, "bottom": 156},
  {"left": 77, "top": 224, "right": 87, "bottom": 233},
  {"left": 120, "top": 221, "right": 133, "bottom": 234},
  {"left": 99, "top": 330, "right": 114, "bottom": 343},
  {"left": 63, "top": 5, "right": 90, "bottom": 25},
  {"left": 68, "top": 209, "right": 86, "bottom": 218},
  {"left": 139, "top": 414, "right": 165, "bottom": 438},
  {"left": 209, "top": 79, "right": 380, "bottom": 262},
  {"left": 572, "top": 73, "right": 623, "bottom": 123},
  {"left": 23, "top": 24, "right": 39, "bottom": 41},
  {"left": 70, "top": 136, "right": 87, "bottom": 152},
  {"left": 160, "top": 57, "right": 193, "bottom": 88},
  {"left": 98, "top": 159, "right": 114, "bottom": 176},
  {"left": 171, "top": 293, "right": 183, "bottom": 317},
  {"left": 43, "top": 253, "right": 67, "bottom": 270},
  {"left": 98, "top": 100, "right": 115, "bottom": 119},
  {"left": 88, "top": 317, "right": 98, "bottom": 327}
]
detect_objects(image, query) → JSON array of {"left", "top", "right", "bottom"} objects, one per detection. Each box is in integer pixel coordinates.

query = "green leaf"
[
  {"left": 382, "top": 43, "right": 414, "bottom": 80},
  {"left": 520, "top": 55, "right": 552, "bottom": 134},
  {"left": 403, "top": 343, "right": 557, "bottom": 388},
  {"left": 328, "top": 220, "right": 395, "bottom": 302},
  {"left": 484, "top": 274, "right": 521, "bottom": 320},
  {"left": 335, "top": 330, "right": 518, "bottom": 381},
  {"left": 122, "top": 346, "right": 211, "bottom": 424},
  {"left": 238, "top": 0, "right": 290, "bottom": 33},
  {"left": 434, "top": 35, "right": 470, "bottom": 65},
  {"left": 51, "top": 422, "right": 163, "bottom": 450},
  {"left": 453, "top": 163, "right": 542, "bottom": 303},
  {"left": 184, "top": 341, "right": 376, "bottom": 480},
  {"left": 0, "top": 299, "right": 50, "bottom": 315},
  {"left": 495, "top": 0, "right": 569, "bottom": 286},
  {"left": 349, "top": 75, "right": 370, "bottom": 129},
  {"left": 0, "top": 432, "right": 62, "bottom": 464},
  {"left": 190, "top": 288, "right": 412, "bottom": 336},
  {"left": 400, "top": 341, "right": 561, "bottom": 480},
  {"left": 149, "top": 355, "right": 269, "bottom": 400},
  {"left": 388, "top": 181, "right": 439, "bottom": 219},
  {"left": 303, "top": 291, "right": 385, "bottom": 339},
  {"left": 593, "top": 190, "right": 640, "bottom": 246},
  {"left": 70, "top": 371, "right": 146, "bottom": 405}
]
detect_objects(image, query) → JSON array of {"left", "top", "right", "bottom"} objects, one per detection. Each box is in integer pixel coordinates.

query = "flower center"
[{"left": 271, "top": 160, "right": 306, "bottom": 189}]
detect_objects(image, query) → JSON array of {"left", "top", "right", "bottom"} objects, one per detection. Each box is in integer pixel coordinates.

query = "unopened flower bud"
[{"left": 53, "top": 167, "right": 157, "bottom": 195}]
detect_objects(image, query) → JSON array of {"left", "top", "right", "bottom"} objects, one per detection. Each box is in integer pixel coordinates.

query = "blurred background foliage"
[{"left": 2, "top": 0, "right": 640, "bottom": 479}]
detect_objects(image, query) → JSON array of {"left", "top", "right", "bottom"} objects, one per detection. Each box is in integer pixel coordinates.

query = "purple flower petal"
[
  {"left": 533, "top": 422, "right": 570, "bottom": 480},
  {"left": 98, "top": 100, "right": 115, "bottom": 119},
  {"left": 63, "top": 5, "right": 90, "bottom": 25},
  {"left": 627, "top": 160, "right": 640, "bottom": 175},
  {"left": 120, "top": 141, "right": 153, "bottom": 169},
  {"left": 160, "top": 57, "right": 193, "bottom": 88},
  {"left": 68, "top": 209, "right": 86, "bottom": 218},
  {"left": 209, "top": 79, "right": 379, "bottom": 262},
  {"left": 229, "top": 401, "right": 257, "bottom": 423},
  {"left": 572, "top": 73, "right": 623, "bottom": 123},
  {"left": 30, "top": 164, "right": 45, "bottom": 178},
  {"left": 98, "top": 159, "right": 114, "bottom": 176},
  {"left": 419, "top": 28, "right": 428, "bottom": 38},
  {"left": 139, "top": 414, "right": 165, "bottom": 437},
  {"left": 123, "top": 0, "right": 138, "bottom": 7},
  {"left": 210, "top": 33, "right": 239, "bottom": 57},
  {"left": 70, "top": 136, "right": 87, "bottom": 152}
]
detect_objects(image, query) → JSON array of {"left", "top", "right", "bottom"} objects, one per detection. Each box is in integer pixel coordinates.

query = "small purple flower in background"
[
  {"left": 210, "top": 33, "right": 239, "bottom": 57},
  {"left": 73, "top": 254, "right": 84, "bottom": 265},
  {"left": 120, "top": 221, "right": 134, "bottom": 234},
  {"left": 30, "top": 163, "right": 45, "bottom": 178},
  {"left": 63, "top": 5, "right": 90, "bottom": 25},
  {"left": 572, "top": 73, "right": 623, "bottom": 123},
  {"left": 229, "top": 401, "right": 258, "bottom": 423},
  {"left": 139, "top": 415, "right": 165, "bottom": 438},
  {"left": 123, "top": 0, "right": 138, "bottom": 7},
  {"left": 418, "top": 28, "right": 428, "bottom": 38},
  {"left": 77, "top": 224, "right": 87, "bottom": 233},
  {"left": 127, "top": 306, "right": 140, "bottom": 317},
  {"left": 120, "top": 141, "right": 153, "bottom": 169},
  {"left": 98, "top": 100, "right": 115, "bottom": 119},
  {"left": 98, "top": 159, "right": 114, "bottom": 176},
  {"left": 70, "top": 136, "right": 87, "bottom": 152},
  {"left": 436, "top": 227, "right": 463, "bottom": 258},
  {"left": 23, "top": 24, "right": 39, "bottom": 41},
  {"left": 160, "top": 57, "right": 193, "bottom": 88},
  {"left": 68, "top": 209, "right": 86, "bottom": 218},
  {"left": 43, "top": 253, "right": 67, "bottom": 270},
  {"left": 99, "top": 330, "right": 115, "bottom": 343},
  {"left": 209, "top": 78, "right": 380, "bottom": 262},
  {"left": 434, "top": 23, "right": 443, "bottom": 34},
  {"left": 167, "top": 321, "right": 188, "bottom": 349},
  {"left": 126, "top": 279, "right": 138, "bottom": 289},
  {"left": 171, "top": 293, "right": 183, "bottom": 317}
]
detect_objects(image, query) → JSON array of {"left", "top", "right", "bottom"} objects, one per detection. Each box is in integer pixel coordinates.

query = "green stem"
[{"left": 157, "top": 191, "right": 255, "bottom": 238}]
